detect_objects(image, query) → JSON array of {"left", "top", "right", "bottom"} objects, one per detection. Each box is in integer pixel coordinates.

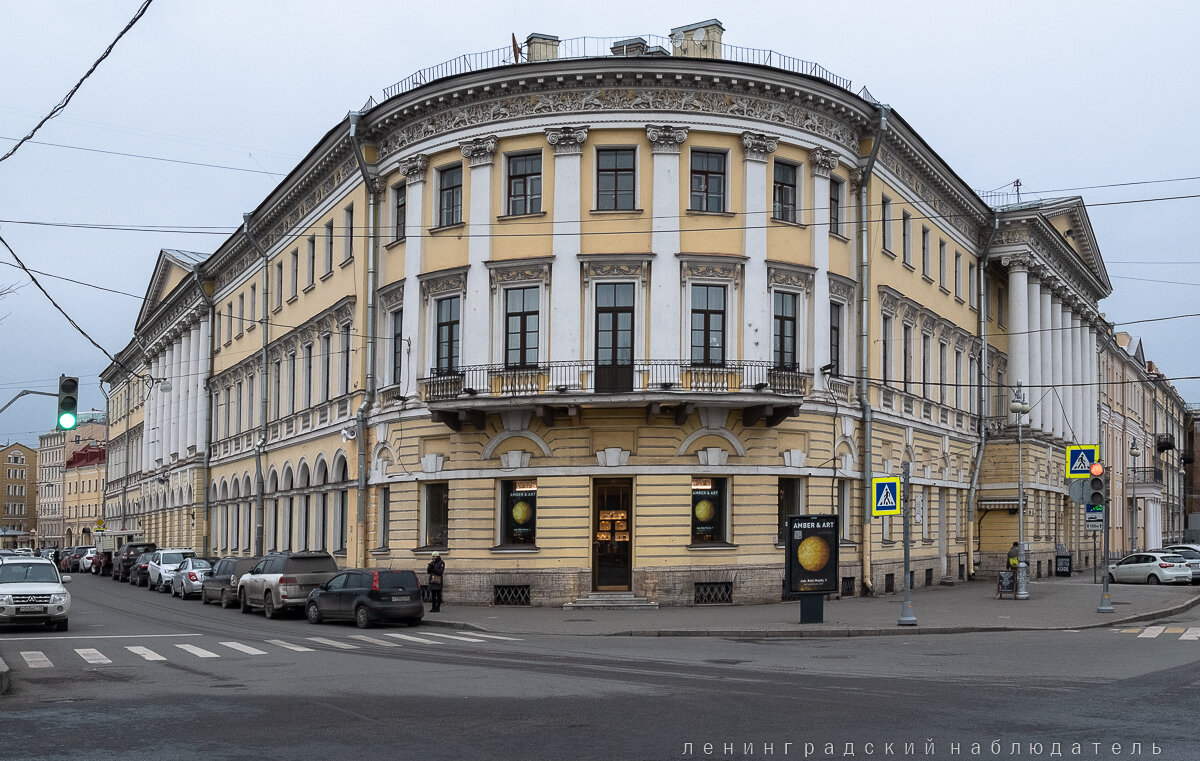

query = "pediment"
[{"left": 134, "top": 249, "right": 207, "bottom": 333}]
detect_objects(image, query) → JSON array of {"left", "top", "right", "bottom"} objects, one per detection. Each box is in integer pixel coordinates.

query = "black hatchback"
[
  {"left": 305, "top": 569, "right": 423, "bottom": 629},
  {"left": 200, "top": 556, "right": 262, "bottom": 608},
  {"left": 128, "top": 552, "right": 153, "bottom": 587}
]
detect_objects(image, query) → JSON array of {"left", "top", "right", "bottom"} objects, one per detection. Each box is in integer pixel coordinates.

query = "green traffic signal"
[{"left": 57, "top": 375, "right": 78, "bottom": 431}]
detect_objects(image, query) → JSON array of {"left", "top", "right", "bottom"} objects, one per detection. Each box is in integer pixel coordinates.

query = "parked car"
[
  {"left": 14, "top": 547, "right": 33, "bottom": 556},
  {"left": 0, "top": 556, "right": 71, "bottom": 630},
  {"left": 169, "top": 557, "right": 213, "bottom": 599},
  {"left": 58, "top": 547, "right": 77, "bottom": 572},
  {"left": 306, "top": 568, "right": 423, "bottom": 629},
  {"left": 79, "top": 548, "right": 97, "bottom": 573},
  {"left": 200, "top": 556, "right": 262, "bottom": 608},
  {"left": 112, "top": 541, "right": 157, "bottom": 582},
  {"left": 148, "top": 549, "right": 196, "bottom": 592},
  {"left": 129, "top": 552, "right": 153, "bottom": 587},
  {"left": 1162, "top": 545, "right": 1200, "bottom": 584},
  {"left": 1107, "top": 551, "right": 1192, "bottom": 585},
  {"left": 68, "top": 547, "right": 92, "bottom": 573},
  {"left": 237, "top": 551, "right": 340, "bottom": 619}
]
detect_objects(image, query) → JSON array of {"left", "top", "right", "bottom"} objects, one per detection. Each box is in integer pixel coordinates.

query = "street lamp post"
[
  {"left": 1010, "top": 382, "right": 1032, "bottom": 601},
  {"left": 1127, "top": 440, "right": 1141, "bottom": 553}
]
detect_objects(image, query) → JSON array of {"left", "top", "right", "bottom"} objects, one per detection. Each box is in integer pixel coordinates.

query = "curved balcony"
[{"left": 417, "top": 360, "right": 813, "bottom": 430}]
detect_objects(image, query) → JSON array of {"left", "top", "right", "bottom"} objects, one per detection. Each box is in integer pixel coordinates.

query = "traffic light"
[
  {"left": 57, "top": 375, "right": 78, "bottom": 430},
  {"left": 1086, "top": 463, "right": 1108, "bottom": 508}
]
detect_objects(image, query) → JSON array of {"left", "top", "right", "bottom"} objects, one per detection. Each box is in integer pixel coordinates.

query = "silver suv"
[
  {"left": 0, "top": 557, "right": 72, "bottom": 630},
  {"left": 147, "top": 548, "right": 196, "bottom": 592}
]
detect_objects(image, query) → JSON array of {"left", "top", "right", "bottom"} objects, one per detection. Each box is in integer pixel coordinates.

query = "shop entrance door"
[{"left": 593, "top": 478, "right": 632, "bottom": 591}]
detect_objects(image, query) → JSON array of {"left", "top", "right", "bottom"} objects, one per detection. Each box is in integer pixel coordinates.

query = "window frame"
[
  {"left": 881, "top": 313, "right": 893, "bottom": 387},
  {"left": 437, "top": 163, "right": 464, "bottom": 227},
  {"left": 901, "top": 211, "right": 913, "bottom": 266},
  {"left": 504, "top": 286, "right": 540, "bottom": 369},
  {"left": 323, "top": 221, "right": 335, "bottom": 274},
  {"left": 423, "top": 482, "right": 449, "bottom": 550},
  {"left": 829, "top": 177, "right": 844, "bottom": 236},
  {"left": 343, "top": 205, "right": 354, "bottom": 261},
  {"left": 595, "top": 147, "right": 636, "bottom": 211},
  {"left": 392, "top": 183, "right": 407, "bottom": 241},
  {"left": 772, "top": 290, "right": 798, "bottom": 371},
  {"left": 690, "top": 476, "right": 729, "bottom": 545},
  {"left": 499, "top": 479, "right": 537, "bottom": 547},
  {"left": 772, "top": 160, "right": 799, "bottom": 223},
  {"left": 880, "top": 195, "right": 893, "bottom": 252},
  {"left": 690, "top": 283, "right": 727, "bottom": 367},
  {"left": 921, "top": 227, "right": 931, "bottom": 279},
  {"left": 434, "top": 295, "right": 461, "bottom": 375},
  {"left": 689, "top": 149, "right": 727, "bottom": 213},
  {"left": 506, "top": 152, "right": 542, "bottom": 216},
  {"left": 829, "top": 301, "right": 844, "bottom": 376},
  {"left": 391, "top": 309, "right": 404, "bottom": 385}
]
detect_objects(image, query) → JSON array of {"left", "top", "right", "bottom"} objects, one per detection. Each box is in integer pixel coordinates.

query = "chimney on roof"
[
  {"left": 525, "top": 33, "right": 560, "bottom": 61},
  {"left": 669, "top": 19, "right": 725, "bottom": 60}
]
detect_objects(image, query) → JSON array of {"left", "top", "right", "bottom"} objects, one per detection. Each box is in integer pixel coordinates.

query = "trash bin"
[{"left": 1055, "top": 543, "right": 1072, "bottom": 577}]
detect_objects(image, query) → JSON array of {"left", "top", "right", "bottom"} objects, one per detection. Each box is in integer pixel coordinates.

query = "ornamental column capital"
[
  {"left": 740, "top": 131, "right": 778, "bottom": 163},
  {"left": 809, "top": 147, "right": 839, "bottom": 178},
  {"left": 1000, "top": 253, "right": 1032, "bottom": 272},
  {"left": 545, "top": 126, "right": 589, "bottom": 155},
  {"left": 400, "top": 154, "right": 429, "bottom": 183},
  {"left": 646, "top": 124, "right": 688, "bottom": 154},
  {"left": 460, "top": 135, "right": 498, "bottom": 167}
]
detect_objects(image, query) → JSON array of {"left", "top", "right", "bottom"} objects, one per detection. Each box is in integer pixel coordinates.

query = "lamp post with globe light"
[
  {"left": 1010, "top": 382, "right": 1032, "bottom": 601},
  {"left": 1127, "top": 439, "right": 1141, "bottom": 552}
]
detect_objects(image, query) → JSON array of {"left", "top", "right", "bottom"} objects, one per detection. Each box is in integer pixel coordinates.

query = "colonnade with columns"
[
  {"left": 142, "top": 313, "right": 210, "bottom": 471},
  {"left": 1004, "top": 256, "right": 1099, "bottom": 446}
]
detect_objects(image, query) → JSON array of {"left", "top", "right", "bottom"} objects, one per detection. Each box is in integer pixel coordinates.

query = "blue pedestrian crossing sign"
[
  {"left": 1066, "top": 445, "right": 1100, "bottom": 479},
  {"left": 872, "top": 476, "right": 901, "bottom": 516}
]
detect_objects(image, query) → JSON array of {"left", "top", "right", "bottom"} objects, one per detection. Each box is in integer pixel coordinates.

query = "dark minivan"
[
  {"left": 306, "top": 569, "right": 423, "bottom": 629},
  {"left": 112, "top": 542, "right": 157, "bottom": 582},
  {"left": 200, "top": 556, "right": 262, "bottom": 608}
]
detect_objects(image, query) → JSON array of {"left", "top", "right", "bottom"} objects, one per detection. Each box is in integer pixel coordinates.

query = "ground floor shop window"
[
  {"left": 691, "top": 477, "right": 727, "bottom": 544},
  {"left": 500, "top": 479, "right": 537, "bottom": 546},
  {"left": 424, "top": 482, "right": 448, "bottom": 549},
  {"left": 777, "top": 477, "right": 804, "bottom": 544}
]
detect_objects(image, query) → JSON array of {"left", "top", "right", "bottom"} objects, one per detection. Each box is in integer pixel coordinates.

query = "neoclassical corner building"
[{"left": 104, "top": 20, "right": 1188, "bottom": 605}]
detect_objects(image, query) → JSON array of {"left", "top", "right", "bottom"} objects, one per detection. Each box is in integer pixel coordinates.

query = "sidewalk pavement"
[{"left": 423, "top": 574, "right": 1200, "bottom": 638}]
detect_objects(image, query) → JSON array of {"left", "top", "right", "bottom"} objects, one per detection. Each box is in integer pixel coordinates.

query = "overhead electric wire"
[
  {"left": 0, "top": 0, "right": 156, "bottom": 165},
  {"left": 0, "top": 135, "right": 285, "bottom": 176}
]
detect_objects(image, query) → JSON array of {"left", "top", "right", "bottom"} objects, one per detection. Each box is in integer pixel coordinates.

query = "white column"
[
  {"left": 399, "top": 155, "right": 427, "bottom": 395},
  {"left": 190, "top": 324, "right": 203, "bottom": 452},
  {"left": 647, "top": 125, "right": 686, "bottom": 367},
  {"left": 169, "top": 340, "right": 181, "bottom": 461},
  {"left": 1050, "top": 295, "right": 1064, "bottom": 439},
  {"left": 1039, "top": 286, "right": 1053, "bottom": 436},
  {"left": 1060, "top": 300, "right": 1075, "bottom": 441},
  {"left": 460, "top": 136, "right": 496, "bottom": 366},
  {"left": 1087, "top": 324, "right": 1098, "bottom": 445},
  {"left": 181, "top": 328, "right": 194, "bottom": 455},
  {"left": 1026, "top": 275, "right": 1042, "bottom": 432},
  {"left": 810, "top": 148, "right": 838, "bottom": 390},
  {"left": 156, "top": 350, "right": 168, "bottom": 465},
  {"left": 741, "top": 132, "right": 776, "bottom": 364},
  {"left": 1072, "top": 312, "right": 1085, "bottom": 443},
  {"left": 197, "top": 319, "right": 210, "bottom": 455},
  {"left": 145, "top": 355, "right": 159, "bottom": 468},
  {"left": 1005, "top": 258, "right": 1030, "bottom": 399},
  {"left": 546, "top": 128, "right": 587, "bottom": 362}
]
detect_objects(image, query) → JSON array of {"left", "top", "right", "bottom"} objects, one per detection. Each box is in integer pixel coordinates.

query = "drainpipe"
[
  {"left": 857, "top": 104, "right": 889, "bottom": 596},
  {"left": 348, "top": 112, "right": 379, "bottom": 569},
  {"left": 965, "top": 215, "right": 999, "bottom": 578},
  {"left": 191, "top": 264, "right": 215, "bottom": 557},
  {"left": 243, "top": 215, "right": 270, "bottom": 557}
]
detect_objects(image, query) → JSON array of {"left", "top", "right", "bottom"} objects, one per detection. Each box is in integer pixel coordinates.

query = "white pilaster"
[
  {"left": 1026, "top": 275, "right": 1042, "bottom": 431},
  {"left": 1060, "top": 300, "right": 1074, "bottom": 440},
  {"left": 1040, "top": 286, "right": 1053, "bottom": 436},
  {"left": 197, "top": 318, "right": 210, "bottom": 455},
  {"left": 546, "top": 127, "right": 587, "bottom": 362},
  {"left": 399, "top": 155, "right": 428, "bottom": 395},
  {"left": 1050, "top": 295, "right": 1064, "bottom": 439},
  {"left": 190, "top": 324, "right": 203, "bottom": 452},
  {"left": 1072, "top": 312, "right": 1084, "bottom": 443},
  {"left": 647, "top": 125, "right": 686, "bottom": 365},
  {"left": 741, "top": 132, "right": 776, "bottom": 364},
  {"left": 460, "top": 136, "right": 496, "bottom": 366},
  {"left": 1087, "top": 324, "right": 1098, "bottom": 445},
  {"left": 181, "top": 328, "right": 194, "bottom": 455},
  {"left": 810, "top": 147, "right": 838, "bottom": 389},
  {"left": 146, "top": 355, "right": 159, "bottom": 468},
  {"left": 1006, "top": 259, "right": 1030, "bottom": 400}
]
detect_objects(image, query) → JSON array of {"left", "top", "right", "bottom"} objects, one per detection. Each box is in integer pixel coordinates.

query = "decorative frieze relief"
[
  {"left": 682, "top": 260, "right": 740, "bottom": 282},
  {"left": 460, "top": 135, "right": 498, "bottom": 167},
  {"left": 878, "top": 148, "right": 978, "bottom": 240},
  {"left": 768, "top": 264, "right": 814, "bottom": 291},
  {"left": 740, "top": 131, "right": 778, "bottom": 162},
  {"left": 828, "top": 273, "right": 856, "bottom": 303},
  {"left": 419, "top": 269, "right": 468, "bottom": 303},
  {"left": 646, "top": 124, "right": 688, "bottom": 153},
  {"left": 809, "top": 147, "right": 839, "bottom": 178},
  {"left": 581, "top": 259, "right": 648, "bottom": 286},
  {"left": 487, "top": 259, "right": 551, "bottom": 291},
  {"left": 378, "top": 281, "right": 404, "bottom": 311},
  {"left": 544, "top": 126, "right": 588, "bottom": 155}
]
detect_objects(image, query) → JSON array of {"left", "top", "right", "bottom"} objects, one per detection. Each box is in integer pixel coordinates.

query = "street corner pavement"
[{"left": 421, "top": 575, "right": 1200, "bottom": 638}]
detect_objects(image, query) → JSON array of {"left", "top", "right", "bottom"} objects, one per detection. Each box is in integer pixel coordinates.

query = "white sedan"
[
  {"left": 1108, "top": 552, "right": 1192, "bottom": 585},
  {"left": 78, "top": 548, "right": 97, "bottom": 572}
]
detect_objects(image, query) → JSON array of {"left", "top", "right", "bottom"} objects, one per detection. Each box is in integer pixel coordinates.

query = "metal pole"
[
  {"left": 1098, "top": 473, "right": 1113, "bottom": 612},
  {"left": 1016, "top": 412, "right": 1029, "bottom": 600},
  {"left": 898, "top": 461, "right": 917, "bottom": 626}
]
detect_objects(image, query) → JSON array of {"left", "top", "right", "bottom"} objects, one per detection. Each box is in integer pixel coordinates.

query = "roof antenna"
[{"left": 1014, "top": 178, "right": 1022, "bottom": 204}]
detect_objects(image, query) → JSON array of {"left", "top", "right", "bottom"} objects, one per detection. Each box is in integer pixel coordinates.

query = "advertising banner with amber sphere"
[{"left": 785, "top": 515, "right": 839, "bottom": 595}]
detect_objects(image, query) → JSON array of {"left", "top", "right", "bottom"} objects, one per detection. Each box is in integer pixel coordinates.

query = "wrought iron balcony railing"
[{"left": 417, "top": 360, "right": 813, "bottom": 403}]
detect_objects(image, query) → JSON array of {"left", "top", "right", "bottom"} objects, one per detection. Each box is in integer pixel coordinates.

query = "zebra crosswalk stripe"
[
  {"left": 126, "top": 646, "right": 166, "bottom": 661},
  {"left": 220, "top": 641, "right": 267, "bottom": 655},
  {"left": 470, "top": 632, "right": 523, "bottom": 641},
  {"left": 20, "top": 651, "right": 52, "bottom": 668},
  {"left": 76, "top": 648, "right": 111, "bottom": 665},
  {"left": 1137, "top": 626, "right": 1165, "bottom": 639},
  {"left": 175, "top": 644, "right": 220, "bottom": 658},
  {"left": 422, "top": 631, "right": 488, "bottom": 643},
  {"left": 265, "top": 639, "right": 314, "bottom": 652},
  {"left": 306, "top": 637, "right": 359, "bottom": 650},
  {"left": 347, "top": 635, "right": 399, "bottom": 647},
  {"left": 383, "top": 632, "right": 443, "bottom": 645},
  {"left": 1181, "top": 628, "right": 1200, "bottom": 641}
]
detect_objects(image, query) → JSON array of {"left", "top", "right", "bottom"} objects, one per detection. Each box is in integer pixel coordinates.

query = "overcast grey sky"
[{"left": 1, "top": 0, "right": 1197, "bottom": 447}]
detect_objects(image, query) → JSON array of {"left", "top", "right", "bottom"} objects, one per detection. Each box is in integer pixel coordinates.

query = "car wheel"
[
  {"left": 306, "top": 601, "right": 323, "bottom": 624},
  {"left": 239, "top": 590, "right": 252, "bottom": 614},
  {"left": 200, "top": 590, "right": 209, "bottom": 605},
  {"left": 1148, "top": 574, "right": 1161, "bottom": 585},
  {"left": 221, "top": 590, "right": 233, "bottom": 609},
  {"left": 404, "top": 618, "right": 421, "bottom": 627},
  {"left": 354, "top": 606, "right": 371, "bottom": 629},
  {"left": 263, "top": 595, "right": 277, "bottom": 619},
  {"left": 57, "top": 619, "right": 68, "bottom": 632},
  {"left": 1107, "top": 573, "right": 1116, "bottom": 583}
]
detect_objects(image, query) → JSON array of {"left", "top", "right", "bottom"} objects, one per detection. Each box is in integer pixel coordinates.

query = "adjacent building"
[
  {"left": 1, "top": 443, "right": 37, "bottom": 548},
  {"left": 63, "top": 441, "right": 106, "bottom": 547},
  {"left": 103, "top": 20, "right": 1190, "bottom": 604}
]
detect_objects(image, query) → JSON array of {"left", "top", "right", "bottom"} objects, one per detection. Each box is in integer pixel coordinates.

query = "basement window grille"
[
  {"left": 493, "top": 584, "right": 530, "bottom": 606},
  {"left": 694, "top": 581, "right": 733, "bottom": 605},
  {"left": 841, "top": 576, "right": 855, "bottom": 597}
]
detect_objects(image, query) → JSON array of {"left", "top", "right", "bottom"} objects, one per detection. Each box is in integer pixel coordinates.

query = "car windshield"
[
  {"left": 161, "top": 552, "right": 189, "bottom": 564},
  {"left": 1169, "top": 548, "right": 1200, "bottom": 559},
  {"left": 0, "top": 564, "right": 60, "bottom": 583},
  {"left": 1160, "top": 555, "right": 1186, "bottom": 563},
  {"left": 191, "top": 559, "right": 212, "bottom": 570}
]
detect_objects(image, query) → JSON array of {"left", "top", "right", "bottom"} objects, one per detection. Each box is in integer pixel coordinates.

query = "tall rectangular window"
[
  {"left": 235, "top": 381, "right": 243, "bottom": 434},
  {"left": 306, "top": 236, "right": 316, "bottom": 287},
  {"left": 504, "top": 287, "right": 539, "bottom": 368},
  {"left": 340, "top": 324, "right": 352, "bottom": 395},
  {"left": 690, "top": 284, "right": 726, "bottom": 366},
  {"left": 903, "top": 324, "right": 913, "bottom": 393},
  {"left": 773, "top": 161, "right": 797, "bottom": 222},
  {"left": 881, "top": 196, "right": 893, "bottom": 251},
  {"left": 214, "top": 311, "right": 222, "bottom": 347},
  {"left": 323, "top": 221, "right": 335, "bottom": 274},
  {"left": 271, "top": 360, "right": 281, "bottom": 420},
  {"left": 393, "top": 183, "right": 407, "bottom": 240},
  {"left": 289, "top": 249, "right": 299, "bottom": 298},
  {"left": 968, "top": 357, "right": 978, "bottom": 414},
  {"left": 968, "top": 262, "right": 978, "bottom": 308},
  {"left": 881, "top": 314, "right": 893, "bottom": 386},
  {"left": 838, "top": 479, "right": 851, "bottom": 542},
  {"left": 226, "top": 303, "right": 233, "bottom": 343},
  {"left": 302, "top": 343, "right": 313, "bottom": 409},
  {"left": 424, "top": 482, "right": 448, "bottom": 548},
  {"left": 223, "top": 387, "right": 231, "bottom": 438},
  {"left": 921, "top": 227, "right": 931, "bottom": 278},
  {"left": 507, "top": 153, "right": 542, "bottom": 215},
  {"left": 777, "top": 477, "right": 804, "bottom": 545},
  {"left": 247, "top": 374, "right": 255, "bottom": 430},
  {"left": 954, "top": 252, "right": 963, "bottom": 299},
  {"left": 938, "top": 241, "right": 947, "bottom": 288},
  {"left": 249, "top": 284, "right": 256, "bottom": 328},
  {"left": 921, "top": 334, "right": 931, "bottom": 399},
  {"left": 938, "top": 341, "right": 948, "bottom": 404},
  {"left": 286, "top": 351, "right": 296, "bottom": 415},
  {"left": 596, "top": 148, "right": 635, "bottom": 210},
  {"left": 690, "top": 150, "right": 726, "bottom": 212},
  {"left": 773, "top": 291, "right": 797, "bottom": 370},
  {"left": 391, "top": 310, "right": 404, "bottom": 384},
  {"left": 829, "top": 178, "right": 843, "bottom": 235},
  {"left": 274, "top": 262, "right": 283, "bottom": 308},
  {"left": 343, "top": 205, "right": 354, "bottom": 260},
  {"left": 320, "top": 334, "right": 331, "bottom": 402},
  {"left": 237, "top": 294, "right": 245, "bottom": 335},
  {"left": 438, "top": 165, "right": 463, "bottom": 227},
  {"left": 902, "top": 212, "right": 912, "bottom": 266},
  {"left": 830, "top": 302, "right": 843, "bottom": 376},
  {"left": 435, "top": 296, "right": 461, "bottom": 374},
  {"left": 954, "top": 349, "right": 963, "bottom": 409}
]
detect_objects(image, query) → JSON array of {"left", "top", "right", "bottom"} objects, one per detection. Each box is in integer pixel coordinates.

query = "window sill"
[
  {"left": 247, "top": 324, "right": 256, "bottom": 332},
  {"left": 829, "top": 231, "right": 850, "bottom": 243},
  {"left": 881, "top": 247, "right": 896, "bottom": 259},
  {"left": 384, "top": 237, "right": 406, "bottom": 250},
  {"left": 320, "top": 270, "right": 334, "bottom": 282},
  {"left": 286, "top": 295, "right": 298, "bottom": 305},
  {"left": 339, "top": 256, "right": 354, "bottom": 269},
  {"left": 901, "top": 262, "right": 915, "bottom": 272},
  {"left": 303, "top": 283, "right": 316, "bottom": 294},
  {"left": 497, "top": 211, "right": 547, "bottom": 222},
  {"left": 490, "top": 545, "right": 539, "bottom": 553},
  {"left": 881, "top": 539, "right": 897, "bottom": 546},
  {"left": 686, "top": 542, "right": 738, "bottom": 551},
  {"left": 687, "top": 209, "right": 736, "bottom": 217},
  {"left": 369, "top": 547, "right": 391, "bottom": 556},
  {"left": 770, "top": 216, "right": 806, "bottom": 228},
  {"left": 590, "top": 208, "right": 644, "bottom": 215},
  {"left": 429, "top": 222, "right": 465, "bottom": 234},
  {"left": 414, "top": 546, "right": 447, "bottom": 555},
  {"left": 939, "top": 286, "right": 950, "bottom": 295},
  {"left": 921, "top": 275, "right": 934, "bottom": 284},
  {"left": 271, "top": 305, "right": 283, "bottom": 315}
]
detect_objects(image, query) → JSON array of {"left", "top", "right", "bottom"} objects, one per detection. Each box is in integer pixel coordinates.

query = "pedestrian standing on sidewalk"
[
  {"left": 427, "top": 551, "right": 445, "bottom": 613},
  {"left": 1007, "top": 542, "right": 1020, "bottom": 571}
]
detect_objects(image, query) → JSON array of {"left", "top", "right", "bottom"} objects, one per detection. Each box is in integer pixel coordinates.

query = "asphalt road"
[{"left": 3, "top": 573, "right": 1199, "bottom": 760}]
